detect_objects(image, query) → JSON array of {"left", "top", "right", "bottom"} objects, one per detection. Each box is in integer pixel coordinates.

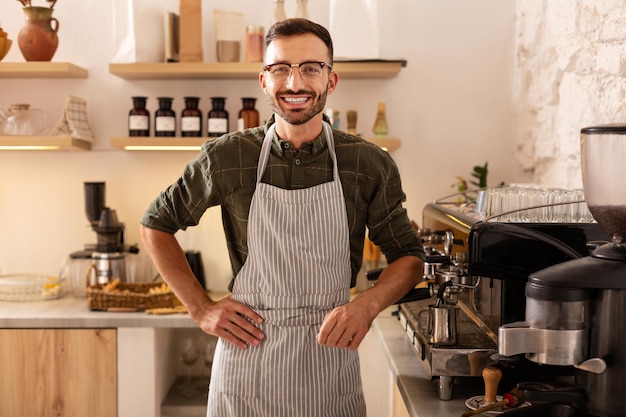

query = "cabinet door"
[
  {"left": 359, "top": 329, "right": 393, "bottom": 417},
  {"left": 392, "top": 382, "right": 411, "bottom": 417},
  {"left": 0, "top": 329, "right": 117, "bottom": 417}
]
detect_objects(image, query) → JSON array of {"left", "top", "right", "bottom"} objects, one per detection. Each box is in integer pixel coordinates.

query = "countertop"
[
  {"left": 0, "top": 293, "right": 198, "bottom": 328},
  {"left": 0, "top": 294, "right": 478, "bottom": 417},
  {"left": 374, "top": 308, "right": 480, "bottom": 417}
]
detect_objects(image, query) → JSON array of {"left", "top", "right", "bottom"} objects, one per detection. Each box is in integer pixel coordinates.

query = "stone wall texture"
[{"left": 514, "top": 0, "right": 626, "bottom": 188}]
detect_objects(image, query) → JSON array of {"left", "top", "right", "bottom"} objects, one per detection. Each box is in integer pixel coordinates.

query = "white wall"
[
  {"left": 513, "top": 0, "right": 626, "bottom": 188},
  {"left": 0, "top": 0, "right": 516, "bottom": 290}
]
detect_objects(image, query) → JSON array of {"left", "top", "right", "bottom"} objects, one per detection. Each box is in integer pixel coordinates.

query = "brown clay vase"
[{"left": 17, "top": 6, "right": 59, "bottom": 62}]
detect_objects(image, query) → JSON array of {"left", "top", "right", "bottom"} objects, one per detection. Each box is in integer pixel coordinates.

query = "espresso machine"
[
  {"left": 395, "top": 174, "right": 610, "bottom": 400},
  {"left": 498, "top": 124, "right": 626, "bottom": 416},
  {"left": 69, "top": 182, "right": 138, "bottom": 290}
]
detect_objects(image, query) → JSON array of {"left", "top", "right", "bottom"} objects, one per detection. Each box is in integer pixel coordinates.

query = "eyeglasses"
[{"left": 263, "top": 61, "right": 332, "bottom": 82}]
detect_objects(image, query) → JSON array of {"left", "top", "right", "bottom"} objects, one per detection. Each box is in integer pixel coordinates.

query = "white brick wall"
[{"left": 513, "top": 0, "right": 626, "bottom": 188}]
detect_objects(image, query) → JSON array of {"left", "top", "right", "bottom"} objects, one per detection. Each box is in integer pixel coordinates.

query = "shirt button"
[
  {"left": 284, "top": 143, "right": 290, "bottom": 149},
  {"left": 294, "top": 159, "right": 301, "bottom": 166}
]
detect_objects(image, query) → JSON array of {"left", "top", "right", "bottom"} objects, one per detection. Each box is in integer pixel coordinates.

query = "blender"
[{"left": 498, "top": 123, "right": 626, "bottom": 416}]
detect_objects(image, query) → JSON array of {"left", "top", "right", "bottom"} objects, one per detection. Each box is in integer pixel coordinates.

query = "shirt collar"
[{"left": 265, "top": 113, "right": 331, "bottom": 156}]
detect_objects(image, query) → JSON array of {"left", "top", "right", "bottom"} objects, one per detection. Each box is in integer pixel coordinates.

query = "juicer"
[
  {"left": 498, "top": 124, "right": 626, "bottom": 416},
  {"left": 68, "top": 182, "right": 138, "bottom": 294}
]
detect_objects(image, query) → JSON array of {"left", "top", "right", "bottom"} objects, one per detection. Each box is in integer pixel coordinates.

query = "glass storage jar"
[{"left": 155, "top": 97, "right": 176, "bottom": 137}]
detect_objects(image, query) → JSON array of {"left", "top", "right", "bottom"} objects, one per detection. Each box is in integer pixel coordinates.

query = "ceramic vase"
[{"left": 18, "top": 6, "right": 59, "bottom": 62}]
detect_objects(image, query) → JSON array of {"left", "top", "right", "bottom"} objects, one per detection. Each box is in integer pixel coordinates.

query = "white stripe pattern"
[{"left": 207, "top": 123, "right": 366, "bottom": 417}]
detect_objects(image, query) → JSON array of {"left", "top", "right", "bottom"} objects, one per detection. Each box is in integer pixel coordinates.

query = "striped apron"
[{"left": 207, "top": 122, "right": 366, "bottom": 417}]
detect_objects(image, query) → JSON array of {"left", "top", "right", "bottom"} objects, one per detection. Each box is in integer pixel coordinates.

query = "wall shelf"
[
  {"left": 111, "top": 136, "right": 400, "bottom": 152},
  {"left": 0, "top": 135, "right": 92, "bottom": 150},
  {"left": 110, "top": 137, "right": 208, "bottom": 151},
  {"left": 367, "top": 137, "right": 401, "bottom": 152},
  {"left": 108, "top": 60, "right": 406, "bottom": 80},
  {"left": 0, "top": 62, "right": 88, "bottom": 78}
]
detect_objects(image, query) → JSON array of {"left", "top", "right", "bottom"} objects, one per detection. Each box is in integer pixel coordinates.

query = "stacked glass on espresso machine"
[
  {"left": 394, "top": 155, "right": 611, "bottom": 402},
  {"left": 497, "top": 124, "right": 626, "bottom": 417},
  {"left": 67, "top": 182, "right": 139, "bottom": 298}
]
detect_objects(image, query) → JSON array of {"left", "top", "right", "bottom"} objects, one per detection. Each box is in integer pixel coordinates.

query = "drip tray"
[{"left": 398, "top": 298, "right": 497, "bottom": 377}]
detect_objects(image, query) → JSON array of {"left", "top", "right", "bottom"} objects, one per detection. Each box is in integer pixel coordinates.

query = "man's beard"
[{"left": 265, "top": 84, "right": 329, "bottom": 125}]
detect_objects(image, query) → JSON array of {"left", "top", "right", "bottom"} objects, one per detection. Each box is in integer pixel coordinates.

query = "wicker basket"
[{"left": 86, "top": 282, "right": 176, "bottom": 311}]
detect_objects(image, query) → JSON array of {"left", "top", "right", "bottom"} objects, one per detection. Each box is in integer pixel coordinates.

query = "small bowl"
[{"left": 0, "top": 38, "right": 13, "bottom": 62}]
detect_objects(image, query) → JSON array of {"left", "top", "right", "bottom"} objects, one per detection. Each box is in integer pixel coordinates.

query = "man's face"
[{"left": 260, "top": 34, "right": 337, "bottom": 125}]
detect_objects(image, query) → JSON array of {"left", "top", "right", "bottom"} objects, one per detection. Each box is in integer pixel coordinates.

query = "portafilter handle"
[{"left": 435, "top": 280, "right": 453, "bottom": 307}]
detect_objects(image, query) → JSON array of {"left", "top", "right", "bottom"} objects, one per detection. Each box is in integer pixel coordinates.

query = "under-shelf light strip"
[
  {"left": 124, "top": 145, "right": 202, "bottom": 151},
  {"left": 0, "top": 146, "right": 61, "bottom": 150}
]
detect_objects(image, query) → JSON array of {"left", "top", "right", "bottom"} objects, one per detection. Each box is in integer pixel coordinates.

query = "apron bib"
[{"left": 207, "top": 122, "right": 366, "bottom": 417}]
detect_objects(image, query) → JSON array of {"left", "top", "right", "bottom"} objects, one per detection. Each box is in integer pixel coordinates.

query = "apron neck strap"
[{"left": 257, "top": 122, "right": 338, "bottom": 183}]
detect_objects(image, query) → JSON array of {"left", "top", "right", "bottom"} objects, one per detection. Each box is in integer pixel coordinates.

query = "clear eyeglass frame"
[{"left": 263, "top": 61, "right": 331, "bottom": 82}]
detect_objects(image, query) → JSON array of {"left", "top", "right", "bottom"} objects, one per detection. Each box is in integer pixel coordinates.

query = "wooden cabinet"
[{"left": 0, "top": 329, "right": 117, "bottom": 417}]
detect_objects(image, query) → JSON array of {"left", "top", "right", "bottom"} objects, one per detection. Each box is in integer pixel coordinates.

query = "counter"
[
  {"left": 0, "top": 295, "right": 201, "bottom": 417},
  {"left": 0, "top": 293, "right": 197, "bottom": 328},
  {"left": 373, "top": 308, "right": 478, "bottom": 417},
  {"left": 0, "top": 295, "right": 478, "bottom": 417}
]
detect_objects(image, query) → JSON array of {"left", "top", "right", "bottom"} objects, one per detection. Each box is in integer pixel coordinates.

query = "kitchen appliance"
[
  {"left": 394, "top": 184, "right": 610, "bottom": 401},
  {"left": 67, "top": 182, "right": 138, "bottom": 296},
  {"left": 498, "top": 124, "right": 626, "bottom": 416}
]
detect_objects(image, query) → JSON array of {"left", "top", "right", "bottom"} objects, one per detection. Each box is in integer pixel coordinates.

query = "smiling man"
[{"left": 140, "top": 18, "right": 425, "bottom": 417}]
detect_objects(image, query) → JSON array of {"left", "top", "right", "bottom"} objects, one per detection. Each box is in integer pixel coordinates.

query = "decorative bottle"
[
  {"left": 372, "top": 102, "right": 389, "bottom": 138},
  {"left": 155, "top": 97, "right": 176, "bottom": 137},
  {"left": 272, "top": 0, "right": 287, "bottom": 24},
  {"left": 181, "top": 96, "right": 202, "bottom": 137},
  {"left": 295, "top": 0, "right": 309, "bottom": 19},
  {"left": 207, "top": 97, "right": 229, "bottom": 137},
  {"left": 237, "top": 97, "right": 260, "bottom": 130},
  {"left": 128, "top": 96, "right": 150, "bottom": 137}
]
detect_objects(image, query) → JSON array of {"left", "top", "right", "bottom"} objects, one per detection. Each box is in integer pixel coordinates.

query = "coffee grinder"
[
  {"left": 498, "top": 124, "right": 626, "bottom": 416},
  {"left": 83, "top": 182, "right": 138, "bottom": 285}
]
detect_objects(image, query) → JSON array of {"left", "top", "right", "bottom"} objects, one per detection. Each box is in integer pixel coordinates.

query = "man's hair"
[{"left": 265, "top": 18, "right": 334, "bottom": 66}]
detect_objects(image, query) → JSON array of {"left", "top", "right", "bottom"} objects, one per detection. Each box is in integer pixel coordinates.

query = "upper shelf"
[
  {"left": 108, "top": 60, "right": 406, "bottom": 80},
  {"left": 0, "top": 62, "right": 88, "bottom": 78}
]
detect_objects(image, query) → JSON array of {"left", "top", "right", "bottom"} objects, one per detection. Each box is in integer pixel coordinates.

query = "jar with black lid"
[
  {"left": 181, "top": 96, "right": 202, "bottom": 137},
  {"left": 155, "top": 97, "right": 176, "bottom": 137},
  {"left": 207, "top": 97, "right": 228, "bottom": 137},
  {"left": 128, "top": 96, "right": 150, "bottom": 137}
]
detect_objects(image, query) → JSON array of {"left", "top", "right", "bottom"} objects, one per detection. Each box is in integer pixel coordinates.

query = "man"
[{"left": 140, "top": 18, "right": 424, "bottom": 417}]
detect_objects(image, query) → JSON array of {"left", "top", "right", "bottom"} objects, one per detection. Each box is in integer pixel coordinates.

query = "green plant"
[
  {"left": 470, "top": 162, "right": 488, "bottom": 188},
  {"left": 451, "top": 162, "right": 488, "bottom": 202}
]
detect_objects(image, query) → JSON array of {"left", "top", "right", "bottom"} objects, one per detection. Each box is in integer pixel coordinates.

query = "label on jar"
[
  {"left": 208, "top": 118, "right": 228, "bottom": 134},
  {"left": 129, "top": 115, "right": 149, "bottom": 130},
  {"left": 237, "top": 118, "right": 244, "bottom": 131},
  {"left": 156, "top": 116, "right": 176, "bottom": 132},
  {"left": 181, "top": 116, "right": 201, "bottom": 132}
]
